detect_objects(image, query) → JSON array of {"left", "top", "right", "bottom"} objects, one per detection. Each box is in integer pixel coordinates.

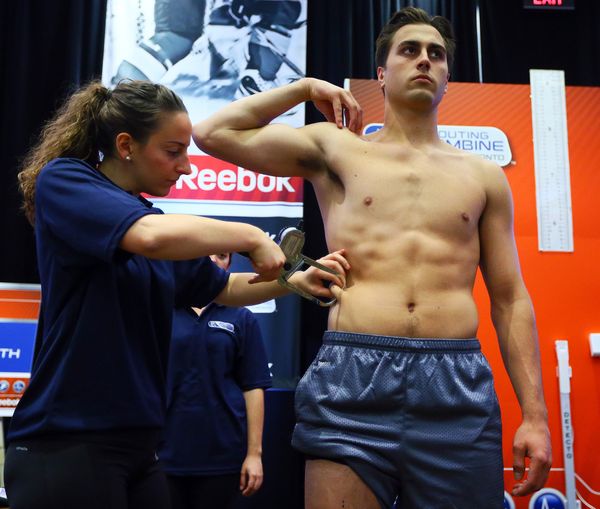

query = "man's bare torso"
[{"left": 309, "top": 124, "right": 490, "bottom": 339}]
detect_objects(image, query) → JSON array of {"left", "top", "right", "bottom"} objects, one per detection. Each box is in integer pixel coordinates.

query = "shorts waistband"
[{"left": 323, "top": 330, "right": 480, "bottom": 353}]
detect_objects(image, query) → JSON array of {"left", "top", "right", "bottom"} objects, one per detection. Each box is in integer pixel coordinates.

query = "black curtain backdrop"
[
  {"left": 1, "top": 0, "right": 599, "bottom": 370},
  {"left": 480, "top": 0, "right": 600, "bottom": 86},
  {"left": 0, "top": 0, "right": 107, "bottom": 284}
]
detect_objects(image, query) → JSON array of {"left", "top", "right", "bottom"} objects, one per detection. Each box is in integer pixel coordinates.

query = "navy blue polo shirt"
[
  {"left": 160, "top": 304, "right": 272, "bottom": 475},
  {"left": 8, "top": 158, "right": 229, "bottom": 441}
]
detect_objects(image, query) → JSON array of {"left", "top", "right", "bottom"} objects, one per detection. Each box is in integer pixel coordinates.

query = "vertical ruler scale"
[{"left": 529, "top": 70, "right": 574, "bottom": 252}]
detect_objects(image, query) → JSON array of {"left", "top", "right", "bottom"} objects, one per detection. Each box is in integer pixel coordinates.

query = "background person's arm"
[
  {"left": 240, "top": 388, "right": 265, "bottom": 497},
  {"left": 479, "top": 161, "right": 552, "bottom": 497}
]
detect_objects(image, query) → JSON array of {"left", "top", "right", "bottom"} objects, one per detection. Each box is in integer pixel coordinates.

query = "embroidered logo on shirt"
[{"left": 208, "top": 321, "right": 235, "bottom": 333}]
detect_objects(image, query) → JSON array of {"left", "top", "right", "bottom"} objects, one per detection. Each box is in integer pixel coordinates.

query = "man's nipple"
[{"left": 364, "top": 196, "right": 373, "bottom": 206}]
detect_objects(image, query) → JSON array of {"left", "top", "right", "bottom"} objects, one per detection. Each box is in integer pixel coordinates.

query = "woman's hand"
[{"left": 247, "top": 235, "right": 286, "bottom": 283}]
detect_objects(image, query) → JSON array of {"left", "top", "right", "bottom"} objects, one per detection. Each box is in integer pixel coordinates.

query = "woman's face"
[
  {"left": 210, "top": 253, "right": 232, "bottom": 270},
  {"left": 129, "top": 111, "right": 193, "bottom": 196}
]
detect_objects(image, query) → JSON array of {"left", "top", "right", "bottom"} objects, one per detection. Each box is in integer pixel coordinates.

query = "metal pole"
[
  {"left": 475, "top": 0, "right": 483, "bottom": 83},
  {"left": 555, "top": 340, "right": 581, "bottom": 509}
]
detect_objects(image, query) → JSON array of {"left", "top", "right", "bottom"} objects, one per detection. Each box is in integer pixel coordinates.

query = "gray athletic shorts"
[{"left": 292, "top": 331, "right": 504, "bottom": 509}]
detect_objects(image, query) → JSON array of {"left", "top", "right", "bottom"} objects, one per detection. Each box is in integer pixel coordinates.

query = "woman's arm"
[
  {"left": 214, "top": 250, "right": 349, "bottom": 307},
  {"left": 120, "top": 213, "right": 285, "bottom": 281}
]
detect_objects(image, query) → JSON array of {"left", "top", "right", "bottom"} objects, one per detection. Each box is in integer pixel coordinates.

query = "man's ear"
[
  {"left": 115, "top": 132, "right": 134, "bottom": 160},
  {"left": 376, "top": 66, "right": 386, "bottom": 89}
]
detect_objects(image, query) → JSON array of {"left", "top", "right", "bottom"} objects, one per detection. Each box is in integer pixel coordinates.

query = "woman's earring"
[{"left": 125, "top": 155, "right": 132, "bottom": 161}]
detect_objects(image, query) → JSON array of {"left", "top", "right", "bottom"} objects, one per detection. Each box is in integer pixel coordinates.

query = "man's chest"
[{"left": 323, "top": 153, "right": 486, "bottom": 234}]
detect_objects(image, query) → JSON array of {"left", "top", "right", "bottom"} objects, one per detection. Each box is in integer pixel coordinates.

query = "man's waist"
[
  {"left": 328, "top": 292, "right": 480, "bottom": 339},
  {"left": 322, "top": 330, "right": 480, "bottom": 352}
]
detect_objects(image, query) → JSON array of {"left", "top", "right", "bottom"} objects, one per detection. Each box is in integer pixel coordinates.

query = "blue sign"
[
  {"left": 529, "top": 488, "right": 567, "bottom": 509},
  {"left": 0, "top": 321, "right": 37, "bottom": 374},
  {"left": 504, "top": 490, "right": 515, "bottom": 509},
  {"left": 363, "top": 123, "right": 383, "bottom": 135}
]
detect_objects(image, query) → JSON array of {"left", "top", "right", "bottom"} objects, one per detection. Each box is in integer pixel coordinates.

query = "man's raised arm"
[{"left": 192, "top": 78, "right": 363, "bottom": 179}]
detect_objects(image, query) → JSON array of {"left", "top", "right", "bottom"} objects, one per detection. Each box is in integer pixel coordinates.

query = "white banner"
[{"left": 102, "top": 0, "right": 308, "bottom": 146}]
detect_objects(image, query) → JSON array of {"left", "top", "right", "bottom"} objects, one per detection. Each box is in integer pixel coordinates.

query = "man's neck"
[{"left": 379, "top": 103, "right": 441, "bottom": 147}]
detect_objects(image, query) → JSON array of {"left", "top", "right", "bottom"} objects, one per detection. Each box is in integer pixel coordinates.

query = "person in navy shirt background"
[
  {"left": 5, "top": 80, "right": 349, "bottom": 509},
  {"left": 162, "top": 252, "right": 271, "bottom": 509}
]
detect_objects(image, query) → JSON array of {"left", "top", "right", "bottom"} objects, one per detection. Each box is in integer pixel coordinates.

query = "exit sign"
[{"left": 524, "top": 0, "right": 575, "bottom": 9}]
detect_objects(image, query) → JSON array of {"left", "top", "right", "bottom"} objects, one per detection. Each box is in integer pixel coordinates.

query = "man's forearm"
[
  {"left": 492, "top": 296, "right": 548, "bottom": 421},
  {"left": 194, "top": 78, "right": 310, "bottom": 139}
]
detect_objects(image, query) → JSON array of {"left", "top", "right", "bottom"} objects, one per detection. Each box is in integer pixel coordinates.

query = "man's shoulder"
[
  {"left": 441, "top": 145, "right": 504, "bottom": 178},
  {"left": 472, "top": 155, "right": 506, "bottom": 181},
  {"left": 459, "top": 153, "right": 511, "bottom": 198},
  {"left": 302, "top": 121, "right": 362, "bottom": 141}
]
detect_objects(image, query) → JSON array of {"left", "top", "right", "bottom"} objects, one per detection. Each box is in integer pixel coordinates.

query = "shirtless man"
[{"left": 192, "top": 7, "right": 551, "bottom": 509}]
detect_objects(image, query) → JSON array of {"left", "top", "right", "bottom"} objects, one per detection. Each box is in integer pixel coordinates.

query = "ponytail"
[
  {"left": 18, "top": 80, "right": 186, "bottom": 224},
  {"left": 18, "top": 82, "right": 111, "bottom": 224}
]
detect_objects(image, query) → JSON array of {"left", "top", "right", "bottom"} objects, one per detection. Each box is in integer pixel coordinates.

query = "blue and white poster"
[{"left": 0, "top": 320, "right": 37, "bottom": 416}]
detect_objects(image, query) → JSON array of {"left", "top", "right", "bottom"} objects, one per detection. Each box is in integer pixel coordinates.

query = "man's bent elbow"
[
  {"left": 191, "top": 123, "right": 209, "bottom": 149},
  {"left": 192, "top": 123, "right": 224, "bottom": 154}
]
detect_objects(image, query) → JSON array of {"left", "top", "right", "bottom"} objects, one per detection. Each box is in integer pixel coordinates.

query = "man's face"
[{"left": 377, "top": 23, "right": 450, "bottom": 109}]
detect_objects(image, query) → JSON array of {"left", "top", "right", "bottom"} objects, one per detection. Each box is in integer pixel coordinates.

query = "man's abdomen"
[{"left": 328, "top": 283, "right": 480, "bottom": 339}]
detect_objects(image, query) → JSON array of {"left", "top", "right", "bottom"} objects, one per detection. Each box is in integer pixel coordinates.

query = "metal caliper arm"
[{"left": 276, "top": 228, "right": 339, "bottom": 307}]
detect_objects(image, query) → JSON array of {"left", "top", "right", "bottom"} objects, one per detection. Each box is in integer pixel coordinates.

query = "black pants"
[
  {"left": 4, "top": 429, "right": 170, "bottom": 509},
  {"left": 167, "top": 473, "right": 239, "bottom": 509}
]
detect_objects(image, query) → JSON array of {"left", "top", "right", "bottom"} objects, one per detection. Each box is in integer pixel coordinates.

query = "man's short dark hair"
[{"left": 375, "top": 7, "right": 456, "bottom": 70}]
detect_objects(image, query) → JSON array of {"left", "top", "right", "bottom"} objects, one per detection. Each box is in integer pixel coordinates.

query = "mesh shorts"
[{"left": 292, "top": 331, "right": 504, "bottom": 509}]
